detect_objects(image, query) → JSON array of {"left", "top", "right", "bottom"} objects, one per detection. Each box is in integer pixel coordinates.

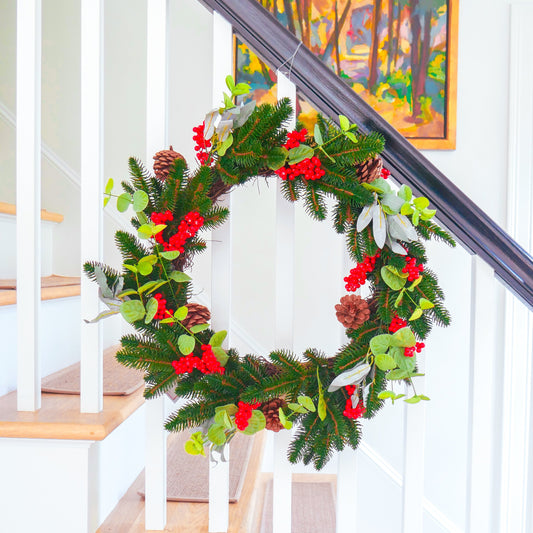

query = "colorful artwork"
[{"left": 235, "top": 0, "right": 458, "bottom": 149}]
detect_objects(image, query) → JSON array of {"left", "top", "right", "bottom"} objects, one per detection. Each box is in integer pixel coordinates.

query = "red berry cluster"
[
  {"left": 343, "top": 398, "right": 366, "bottom": 419},
  {"left": 282, "top": 128, "right": 307, "bottom": 149},
  {"left": 275, "top": 156, "right": 325, "bottom": 181},
  {"left": 235, "top": 401, "right": 261, "bottom": 431},
  {"left": 344, "top": 252, "right": 381, "bottom": 292},
  {"left": 402, "top": 256, "right": 424, "bottom": 281},
  {"left": 389, "top": 314, "right": 408, "bottom": 333},
  {"left": 404, "top": 342, "right": 425, "bottom": 357},
  {"left": 153, "top": 293, "right": 174, "bottom": 321},
  {"left": 381, "top": 168, "right": 391, "bottom": 179},
  {"left": 192, "top": 123, "right": 212, "bottom": 165},
  {"left": 152, "top": 211, "right": 204, "bottom": 253},
  {"left": 171, "top": 345, "right": 225, "bottom": 376}
]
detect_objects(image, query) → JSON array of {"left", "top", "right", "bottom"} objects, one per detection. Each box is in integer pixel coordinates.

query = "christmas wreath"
[{"left": 85, "top": 77, "right": 455, "bottom": 469}]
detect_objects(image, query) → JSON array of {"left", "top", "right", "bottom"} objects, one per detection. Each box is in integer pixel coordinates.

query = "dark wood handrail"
[{"left": 199, "top": 0, "right": 533, "bottom": 310}]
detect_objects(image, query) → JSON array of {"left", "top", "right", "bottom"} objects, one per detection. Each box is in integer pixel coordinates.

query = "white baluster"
[
  {"left": 272, "top": 71, "right": 296, "bottom": 533},
  {"left": 80, "top": 0, "right": 104, "bottom": 414},
  {"left": 144, "top": 1, "right": 169, "bottom": 530},
  {"left": 209, "top": 12, "right": 233, "bottom": 533},
  {"left": 16, "top": 0, "right": 42, "bottom": 412}
]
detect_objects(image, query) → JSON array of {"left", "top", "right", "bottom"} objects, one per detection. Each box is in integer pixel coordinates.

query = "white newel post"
[
  {"left": 273, "top": 71, "right": 296, "bottom": 533},
  {"left": 16, "top": 0, "right": 42, "bottom": 411},
  {"left": 80, "top": 0, "right": 104, "bottom": 414},
  {"left": 208, "top": 12, "right": 233, "bottom": 533},
  {"left": 144, "top": 0, "right": 169, "bottom": 530}
]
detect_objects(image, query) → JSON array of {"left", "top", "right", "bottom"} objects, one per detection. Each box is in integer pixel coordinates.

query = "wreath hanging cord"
[{"left": 84, "top": 78, "right": 455, "bottom": 470}]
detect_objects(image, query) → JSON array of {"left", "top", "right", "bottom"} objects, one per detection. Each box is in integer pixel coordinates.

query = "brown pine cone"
[
  {"left": 153, "top": 146, "right": 184, "bottom": 181},
  {"left": 355, "top": 155, "right": 383, "bottom": 184},
  {"left": 182, "top": 303, "right": 211, "bottom": 329},
  {"left": 261, "top": 398, "right": 287, "bottom": 432},
  {"left": 335, "top": 295, "right": 370, "bottom": 329}
]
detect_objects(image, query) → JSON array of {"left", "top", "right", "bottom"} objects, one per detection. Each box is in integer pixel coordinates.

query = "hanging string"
[{"left": 276, "top": 41, "right": 303, "bottom": 80}]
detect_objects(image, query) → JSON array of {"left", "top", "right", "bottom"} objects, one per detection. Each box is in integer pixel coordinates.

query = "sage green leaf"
[
  {"left": 407, "top": 276, "right": 423, "bottom": 291},
  {"left": 209, "top": 330, "right": 227, "bottom": 347},
  {"left": 137, "top": 262, "right": 153, "bottom": 276},
  {"left": 241, "top": 410, "right": 266, "bottom": 435},
  {"left": 120, "top": 300, "right": 145, "bottom": 323},
  {"left": 421, "top": 208, "right": 436, "bottom": 220},
  {"left": 232, "top": 100, "right": 256, "bottom": 128},
  {"left": 288, "top": 144, "right": 314, "bottom": 164},
  {"left": 318, "top": 396, "right": 327, "bottom": 421},
  {"left": 208, "top": 424, "right": 227, "bottom": 446},
  {"left": 381, "top": 265, "right": 408, "bottom": 291},
  {"left": 144, "top": 297, "right": 158, "bottom": 324},
  {"left": 84, "top": 309, "right": 120, "bottom": 323},
  {"left": 105, "top": 178, "right": 114, "bottom": 194},
  {"left": 117, "top": 193, "right": 132, "bottom": 212},
  {"left": 212, "top": 346, "right": 229, "bottom": 366},
  {"left": 419, "top": 395, "right": 431, "bottom": 401},
  {"left": 178, "top": 334, "right": 195, "bottom": 355},
  {"left": 160, "top": 250, "right": 180, "bottom": 260},
  {"left": 169, "top": 271, "right": 192, "bottom": 283},
  {"left": 313, "top": 124, "right": 323, "bottom": 145},
  {"left": 375, "top": 354, "right": 398, "bottom": 371},
  {"left": 174, "top": 306, "right": 188, "bottom": 321},
  {"left": 412, "top": 210, "right": 420, "bottom": 226},
  {"left": 413, "top": 197, "right": 430, "bottom": 210},
  {"left": 344, "top": 131, "right": 358, "bottom": 144},
  {"left": 217, "top": 133, "right": 233, "bottom": 156},
  {"left": 123, "top": 264, "right": 137, "bottom": 273},
  {"left": 339, "top": 115, "right": 350, "bottom": 131},
  {"left": 381, "top": 193, "right": 404, "bottom": 214},
  {"left": 388, "top": 214, "right": 418, "bottom": 242},
  {"left": 267, "top": 146, "right": 289, "bottom": 171},
  {"left": 369, "top": 334, "right": 392, "bottom": 355},
  {"left": 103, "top": 196, "right": 110, "bottom": 207},
  {"left": 137, "top": 211, "right": 148, "bottom": 225},
  {"left": 132, "top": 190, "right": 149, "bottom": 212},
  {"left": 378, "top": 390, "right": 395, "bottom": 400},
  {"left": 215, "top": 404, "right": 238, "bottom": 416},
  {"left": 185, "top": 439, "right": 204, "bottom": 456},
  {"left": 117, "top": 288, "right": 138, "bottom": 298},
  {"left": 398, "top": 184, "right": 412, "bottom": 202},
  {"left": 288, "top": 402, "right": 307, "bottom": 414},
  {"left": 94, "top": 265, "right": 113, "bottom": 298},
  {"left": 278, "top": 408, "right": 292, "bottom": 430},
  {"left": 404, "top": 396, "right": 422, "bottom": 404},
  {"left": 392, "top": 346, "right": 415, "bottom": 372},
  {"left": 297, "top": 395, "right": 316, "bottom": 412},
  {"left": 419, "top": 298, "right": 434, "bottom": 309},
  {"left": 409, "top": 308, "right": 423, "bottom": 321},
  {"left": 190, "top": 323, "right": 209, "bottom": 333},
  {"left": 387, "top": 369, "right": 409, "bottom": 380},
  {"left": 390, "top": 327, "right": 416, "bottom": 347},
  {"left": 395, "top": 291, "right": 404, "bottom": 307},
  {"left": 214, "top": 409, "right": 233, "bottom": 429}
]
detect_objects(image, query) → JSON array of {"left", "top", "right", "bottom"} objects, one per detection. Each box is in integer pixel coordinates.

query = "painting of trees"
[{"left": 236, "top": 0, "right": 457, "bottom": 148}]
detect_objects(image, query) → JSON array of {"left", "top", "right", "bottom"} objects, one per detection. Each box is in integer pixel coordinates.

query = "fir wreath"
[{"left": 85, "top": 77, "right": 455, "bottom": 470}]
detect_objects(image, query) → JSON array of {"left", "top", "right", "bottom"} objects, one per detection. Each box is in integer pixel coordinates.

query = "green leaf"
[
  {"left": 207, "top": 424, "right": 227, "bottom": 446},
  {"left": 267, "top": 146, "right": 289, "bottom": 171},
  {"left": 117, "top": 288, "right": 138, "bottom": 298},
  {"left": 377, "top": 390, "right": 395, "bottom": 400},
  {"left": 174, "top": 306, "right": 188, "bottom": 321},
  {"left": 105, "top": 178, "right": 114, "bottom": 194},
  {"left": 223, "top": 92, "right": 234, "bottom": 109},
  {"left": 404, "top": 396, "right": 422, "bottom": 404},
  {"left": 317, "top": 368, "right": 327, "bottom": 421},
  {"left": 344, "top": 131, "right": 358, "bottom": 144},
  {"left": 209, "top": 330, "right": 227, "bottom": 347},
  {"left": 419, "top": 298, "right": 434, "bottom": 310},
  {"left": 123, "top": 264, "right": 138, "bottom": 273},
  {"left": 421, "top": 208, "right": 436, "bottom": 220},
  {"left": 233, "top": 83, "right": 250, "bottom": 96},
  {"left": 288, "top": 402, "right": 307, "bottom": 414},
  {"left": 375, "top": 354, "right": 398, "bottom": 371},
  {"left": 361, "top": 177, "right": 392, "bottom": 195},
  {"left": 381, "top": 265, "right": 408, "bottom": 291},
  {"left": 145, "top": 280, "right": 167, "bottom": 295},
  {"left": 390, "top": 327, "right": 416, "bottom": 347},
  {"left": 178, "top": 334, "right": 195, "bottom": 355},
  {"left": 419, "top": 395, "right": 431, "bottom": 401},
  {"left": 401, "top": 203, "right": 414, "bottom": 216},
  {"left": 288, "top": 144, "right": 314, "bottom": 164},
  {"left": 185, "top": 439, "right": 204, "bottom": 456},
  {"left": 398, "top": 185, "right": 412, "bottom": 202},
  {"left": 409, "top": 308, "right": 423, "bottom": 321},
  {"left": 137, "top": 224, "right": 153, "bottom": 239},
  {"left": 381, "top": 193, "right": 404, "bottom": 214},
  {"left": 413, "top": 197, "right": 430, "bottom": 210},
  {"left": 412, "top": 210, "right": 420, "bottom": 226},
  {"left": 313, "top": 124, "right": 323, "bottom": 145},
  {"left": 137, "top": 211, "right": 148, "bottom": 225},
  {"left": 120, "top": 300, "right": 145, "bottom": 323},
  {"left": 407, "top": 276, "right": 423, "bottom": 291},
  {"left": 215, "top": 404, "right": 238, "bottom": 416},
  {"left": 339, "top": 115, "right": 350, "bottom": 131},
  {"left": 160, "top": 250, "right": 180, "bottom": 260},
  {"left": 138, "top": 280, "right": 161, "bottom": 294},
  {"left": 212, "top": 346, "right": 229, "bottom": 366},
  {"left": 103, "top": 196, "right": 110, "bottom": 208},
  {"left": 144, "top": 297, "right": 158, "bottom": 323},
  {"left": 214, "top": 409, "right": 233, "bottom": 429},
  {"left": 297, "top": 395, "right": 316, "bottom": 412},
  {"left": 225, "top": 74, "right": 235, "bottom": 91},
  {"left": 138, "top": 255, "right": 157, "bottom": 275},
  {"left": 117, "top": 193, "right": 132, "bottom": 212},
  {"left": 132, "top": 190, "right": 149, "bottom": 212},
  {"left": 169, "top": 271, "right": 192, "bottom": 283},
  {"left": 369, "top": 334, "right": 392, "bottom": 355},
  {"left": 394, "top": 291, "right": 404, "bottom": 307},
  {"left": 190, "top": 323, "right": 209, "bottom": 333},
  {"left": 387, "top": 369, "right": 409, "bottom": 380},
  {"left": 241, "top": 410, "right": 266, "bottom": 435},
  {"left": 217, "top": 133, "right": 233, "bottom": 156},
  {"left": 278, "top": 408, "right": 292, "bottom": 430},
  {"left": 392, "top": 346, "right": 415, "bottom": 372}
]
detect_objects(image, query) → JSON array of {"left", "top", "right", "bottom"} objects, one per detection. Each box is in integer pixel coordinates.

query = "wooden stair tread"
[
  {"left": 0, "top": 388, "right": 144, "bottom": 441},
  {"left": 0, "top": 275, "right": 81, "bottom": 306},
  {"left": 97, "top": 432, "right": 267, "bottom": 533},
  {"left": 0, "top": 201, "right": 64, "bottom": 223}
]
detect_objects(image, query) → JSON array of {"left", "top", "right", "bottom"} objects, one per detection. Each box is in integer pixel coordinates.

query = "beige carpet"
[
  {"left": 0, "top": 275, "right": 80, "bottom": 290},
  {"left": 139, "top": 431, "right": 255, "bottom": 503},
  {"left": 41, "top": 346, "right": 144, "bottom": 396},
  {"left": 259, "top": 480, "right": 336, "bottom": 533}
]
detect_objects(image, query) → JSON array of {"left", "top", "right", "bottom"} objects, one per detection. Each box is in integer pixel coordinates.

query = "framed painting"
[{"left": 235, "top": 0, "right": 458, "bottom": 150}]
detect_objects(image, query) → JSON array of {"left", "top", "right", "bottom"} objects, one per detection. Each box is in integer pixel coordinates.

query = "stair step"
[
  {"left": 97, "top": 431, "right": 266, "bottom": 532},
  {"left": 0, "top": 274, "right": 81, "bottom": 306},
  {"left": 0, "top": 201, "right": 64, "bottom": 223}
]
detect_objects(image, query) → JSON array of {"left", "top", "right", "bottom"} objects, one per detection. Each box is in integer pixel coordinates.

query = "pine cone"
[
  {"left": 261, "top": 398, "right": 286, "bottom": 432},
  {"left": 355, "top": 155, "right": 383, "bottom": 184},
  {"left": 182, "top": 303, "right": 211, "bottom": 329},
  {"left": 153, "top": 146, "right": 184, "bottom": 181},
  {"left": 335, "top": 295, "right": 370, "bottom": 329}
]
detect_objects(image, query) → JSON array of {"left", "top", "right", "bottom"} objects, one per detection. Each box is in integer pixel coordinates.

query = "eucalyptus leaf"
[
  {"left": 267, "top": 146, "right": 289, "bottom": 171},
  {"left": 318, "top": 396, "right": 327, "bottom": 421},
  {"left": 313, "top": 124, "right": 323, "bottom": 145},
  {"left": 138, "top": 281, "right": 158, "bottom": 294},
  {"left": 185, "top": 439, "right": 204, "bottom": 456},
  {"left": 398, "top": 185, "right": 412, "bottom": 202},
  {"left": 409, "top": 308, "right": 423, "bottom": 321},
  {"left": 344, "top": 131, "right": 358, "bottom": 144},
  {"left": 208, "top": 424, "right": 227, "bottom": 446},
  {"left": 394, "top": 291, "right": 404, "bottom": 307},
  {"left": 381, "top": 265, "right": 408, "bottom": 291},
  {"left": 298, "top": 395, "right": 316, "bottom": 412},
  {"left": 392, "top": 346, "right": 415, "bottom": 372},
  {"left": 178, "top": 334, "right": 195, "bottom": 355},
  {"left": 288, "top": 144, "right": 314, "bottom": 164},
  {"left": 212, "top": 347, "right": 229, "bottom": 366},
  {"left": 117, "top": 193, "right": 132, "bottom": 212},
  {"left": 145, "top": 297, "right": 158, "bottom": 323},
  {"left": 412, "top": 210, "right": 420, "bottom": 226},
  {"left": 241, "top": 410, "right": 266, "bottom": 435},
  {"left": 217, "top": 133, "right": 233, "bottom": 157},
  {"left": 120, "top": 300, "right": 146, "bottom": 323},
  {"left": 214, "top": 409, "right": 233, "bottom": 429},
  {"left": 339, "top": 115, "right": 350, "bottom": 131},
  {"left": 233, "top": 82, "right": 250, "bottom": 95},
  {"left": 209, "top": 330, "right": 227, "bottom": 347},
  {"left": 381, "top": 193, "right": 404, "bottom": 214},
  {"left": 369, "top": 334, "right": 392, "bottom": 355},
  {"left": 103, "top": 196, "right": 110, "bottom": 208},
  {"left": 421, "top": 208, "right": 436, "bottom": 220},
  {"left": 160, "top": 250, "right": 180, "bottom": 260},
  {"left": 378, "top": 390, "right": 395, "bottom": 400},
  {"left": 407, "top": 276, "right": 423, "bottom": 291},
  {"left": 413, "top": 197, "right": 430, "bottom": 210},
  {"left": 174, "top": 306, "right": 188, "bottom": 321},
  {"left": 419, "top": 298, "right": 434, "bottom": 309},
  {"left": 278, "top": 408, "right": 292, "bottom": 430},
  {"left": 390, "top": 327, "right": 416, "bottom": 347},
  {"left": 132, "top": 190, "right": 149, "bottom": 212},
  {"left": 232, "top": 100, "right": 256, "bottom": 128},
  {"left": 225, "top": 74, "right": 235, "bottom": 91},
  {"left": 123, "top": 264, "right": 138, "bottom": 273},
  {"left": 375, "top": 354, "right": 398, "bottom": 371},
  {"left": 387, "top": 369, "right": 409, "bottom": 380},
  {"left": 215, "top": 404, "right": 238, "bottom": 416},
  {"left": 419, "top": 395, "right": 431, "bottom": 401},
  {"left": 190, "top": 323, "right": 209, "bottom": 333},
  {"left": 288, "top": 403, "right": 307, "bottom": 414},
  {"left": 404, "top": 396, "right": 422, "bottom": 404},
  {"left": 137, "top": 211, "right": 148, "bottom": 225},
  {"left": 105, "top": 178, "right": 114, "bottom": 194},
  {"left": 117, "top": 288, "right": 138, "bottom": 298},
  {"left": 401, "top": 203, "right": 414, "bottom": 216},
  {"left": 169, "top": 271, "right": 192, "bottom": 283}
]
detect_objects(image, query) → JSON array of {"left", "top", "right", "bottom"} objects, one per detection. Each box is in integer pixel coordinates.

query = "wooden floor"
[
  {"left": 98, "top": 432, "right": 267, "bottom": 533},
  {"left": 0, "top": 275, "right": 81, "bottom": 306}
]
